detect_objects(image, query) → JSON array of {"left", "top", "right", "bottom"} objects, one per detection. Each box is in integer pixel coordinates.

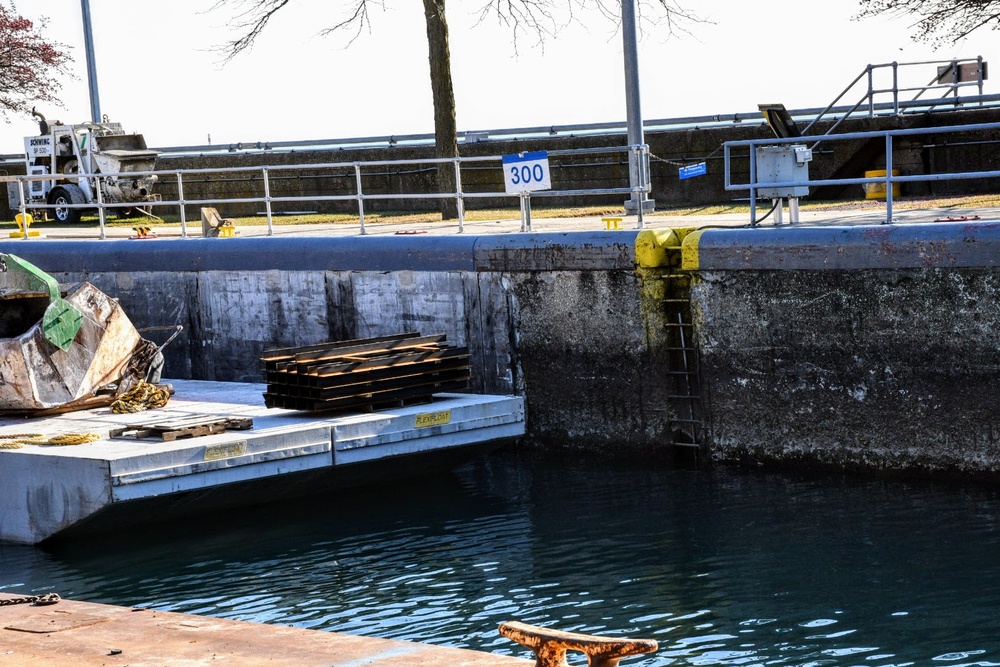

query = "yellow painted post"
[{"left": 11, "top": 213, "right": 40, "bottom": 238}]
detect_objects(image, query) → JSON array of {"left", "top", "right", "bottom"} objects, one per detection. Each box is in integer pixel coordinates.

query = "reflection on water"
[{"left": 4, "top": 450, "right": 1000, "bottom": 666}]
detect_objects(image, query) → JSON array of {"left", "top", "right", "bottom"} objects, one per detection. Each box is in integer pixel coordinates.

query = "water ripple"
[{"left": 4, "top": 453, "right": 1000, "bottom": 665}]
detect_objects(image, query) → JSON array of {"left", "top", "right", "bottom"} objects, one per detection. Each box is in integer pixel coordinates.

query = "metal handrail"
[
  {"left": 723, "top": 120, "right": 1000, "bottom": 225},
  {"left": 12, "top": 145, "right": 652, "bottom": 238},
  {"left": 800, "top": 56, "right": 988, "bottom": 137}
]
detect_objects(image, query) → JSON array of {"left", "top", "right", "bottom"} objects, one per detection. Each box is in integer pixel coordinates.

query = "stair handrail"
[{"left": 799, "top": 57, "right": 988, "bottom": 145}]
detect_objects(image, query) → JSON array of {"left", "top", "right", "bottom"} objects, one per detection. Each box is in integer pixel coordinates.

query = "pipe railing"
[
  {"left": 724, "top": 120, "right": 1000, "bottom": 225},
  {"left": 11, "top": 145, "right": 652, "bottom": 237}
]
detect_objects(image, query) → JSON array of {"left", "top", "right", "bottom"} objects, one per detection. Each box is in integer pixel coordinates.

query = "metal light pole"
[
  {"left": 622, "top": 0, "right": 653, "bottom": 213},
  {"left": 80, "top": 0, "right": 102, "bottom": 122}
]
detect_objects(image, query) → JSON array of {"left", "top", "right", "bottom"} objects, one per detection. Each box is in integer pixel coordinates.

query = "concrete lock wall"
[
  {"left": 5, "top": 220, "right": 1000, "bottom": 477},
  {"left": 676, "top": 221, "right": 1000, "bottom": 478}
]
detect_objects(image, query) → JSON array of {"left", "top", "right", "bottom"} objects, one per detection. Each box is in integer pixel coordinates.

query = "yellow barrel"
[{"left": 864, "top": 169, "right": 901, "bottom": 200}]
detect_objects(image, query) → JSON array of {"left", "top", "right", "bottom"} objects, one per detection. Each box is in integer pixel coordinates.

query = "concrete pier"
[
  {"left": 0, "top": 380, "right": 524, "bottom": 544},
  {"left": 0, "top": 593, "right": 529, "bottom": 666}
]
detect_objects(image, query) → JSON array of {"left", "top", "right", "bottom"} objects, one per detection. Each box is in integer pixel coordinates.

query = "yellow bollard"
[
  {"left": 602, "top": 216, "right": 623, "bottom": 230},
  {"left": 11, "top": 213, "right": 40, "bottom": 238}
]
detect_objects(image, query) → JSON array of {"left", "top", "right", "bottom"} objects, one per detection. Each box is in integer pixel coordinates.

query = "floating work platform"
[
  {"left": 0, "top": 380, "right": 525, "bottom": 545},
  {"left": 0, "top": 593, "right": 531, "bottom": 666}
]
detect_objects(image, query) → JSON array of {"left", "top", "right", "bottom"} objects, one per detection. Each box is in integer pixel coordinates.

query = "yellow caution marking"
[
  {"left": 415, "top": 410, "right": 451, "bottom": 428},
  {"left": 634, "top": 229, "right": 678, "bottom": 268},
  {"left": 680, "top": 229, "right": 706, "bottom": 271}
]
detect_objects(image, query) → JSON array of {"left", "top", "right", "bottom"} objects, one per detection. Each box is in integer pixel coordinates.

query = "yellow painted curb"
[
  {"left": 635, "top": 229, "right": 678, "bottom": 268},
  {"left": 681, "top": 229, "right": 706, "bottom": 271}
]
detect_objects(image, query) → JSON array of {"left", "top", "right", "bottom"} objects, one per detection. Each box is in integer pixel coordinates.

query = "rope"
[
  {"left": 0, "top": 434, "right": 43, "bottom": 448},
  {"left": 44, "top": 433, "right": 101, "bottom": 446},
  {"left": 110, "top": 380, "right": 171, "bottom": 414},
  {"left": 0, "top": 432, "right": 101, "bottom": 449},
  {"left": 0, "top": 593, "right": 61, "bottom": 606}
]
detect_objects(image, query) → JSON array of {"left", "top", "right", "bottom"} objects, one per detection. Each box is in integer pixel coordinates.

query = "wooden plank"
[
  {"left": 264, "top": 378, "right": 469, "bottom": 413},
  {"left": 266, "top": 350, "right": 469, "bottom": 386},
  {"left": 307, "top": 347, "right": 468, "bottom": 378},
  {"left": 288, "top": 334, "right": 448, "bottom": 365},
  {"left": 109, "top": 416, "right": 253, "bottom": 441},
  {"left": 280, "top": 366, "right": 470, "bottom": 402},
  {"left": 261, "top": 332, "right": 420, "bottom": 364},
  {"left": 261, "top": 333, "right": 470, "bottom": 414},
  {"left": 265, "top": 334, "right": 439, "bottom": 367},
  {"left": 268, "top": 361, "right": 470, "bottom": 393}
]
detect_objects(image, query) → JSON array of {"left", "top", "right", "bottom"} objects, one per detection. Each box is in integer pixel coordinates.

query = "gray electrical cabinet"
[{"left": 755, "top": 145, "right": 812, "bottom": 198}]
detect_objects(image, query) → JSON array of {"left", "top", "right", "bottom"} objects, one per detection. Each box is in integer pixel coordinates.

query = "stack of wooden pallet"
[{"left": 262, "top": 333, "right": 470, "bottom": 413}]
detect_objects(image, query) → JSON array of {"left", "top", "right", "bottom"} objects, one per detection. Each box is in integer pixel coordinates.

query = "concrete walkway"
[
  {"left": 0, "top": 593, "right": 530, "bottom": 666},
  {"left": 11, "top": 202, "right": 1000, "bottom": 241}
]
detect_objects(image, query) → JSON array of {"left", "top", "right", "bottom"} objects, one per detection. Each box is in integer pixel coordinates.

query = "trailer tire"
[{"left": 49, "top": 185, "right": 87, "bottom": 224}]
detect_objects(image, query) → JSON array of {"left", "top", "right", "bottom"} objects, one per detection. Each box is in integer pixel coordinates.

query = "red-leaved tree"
[{"left": 0, "top": 2, "right": 72, "bottom": 121}]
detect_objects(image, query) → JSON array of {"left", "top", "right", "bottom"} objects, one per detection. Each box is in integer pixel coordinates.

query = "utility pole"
[
  {"left": 80, "top": 0, "right": 102, "bottom": 123},
  {"left": 622, "top": 0, "right": 653, "bottom": 213}
]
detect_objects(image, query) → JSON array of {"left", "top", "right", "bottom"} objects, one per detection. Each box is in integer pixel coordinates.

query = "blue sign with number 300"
[{"left": 502, "top": 151, "right": 552, "bottom": 194}]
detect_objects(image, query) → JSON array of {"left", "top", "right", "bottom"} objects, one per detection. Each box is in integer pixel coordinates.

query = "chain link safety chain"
[
  {"left": 649, "top": 145, "right": 724, "bottom": 168},
  {"left": 0, "top": 593, "right": 61, "bottom": 606},
  {"left": 111, "top": 381, "right": 171, "bottom": 414}
]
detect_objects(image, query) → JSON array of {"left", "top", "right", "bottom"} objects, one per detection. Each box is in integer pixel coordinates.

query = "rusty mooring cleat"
[{"left": 498, "top": 620, "right": 658, "bottom": 667}]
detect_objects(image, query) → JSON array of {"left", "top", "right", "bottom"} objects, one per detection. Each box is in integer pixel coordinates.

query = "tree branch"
[{"left": 855, "top": 0, "right": 1000, "bottom": 47}]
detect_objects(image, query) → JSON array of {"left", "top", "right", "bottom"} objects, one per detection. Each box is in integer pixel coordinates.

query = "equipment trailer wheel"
[{"left": 48, "top": 185, "right": 87, "bottom": 224}]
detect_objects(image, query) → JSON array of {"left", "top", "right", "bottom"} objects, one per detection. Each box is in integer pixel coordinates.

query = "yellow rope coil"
[
  {"left": 45, "top": 433, "right": 101, "bottom": 446},
  {"left": 111, "top": 381, "right": 171, "bottom": 414},
  {"left": 0, "top": 432, "right": 101, "bottom": 449}
]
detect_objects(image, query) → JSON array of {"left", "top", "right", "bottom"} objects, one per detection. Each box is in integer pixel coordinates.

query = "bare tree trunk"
[{"left": 422, "top": 0, "right": 459, "bottom": 219}]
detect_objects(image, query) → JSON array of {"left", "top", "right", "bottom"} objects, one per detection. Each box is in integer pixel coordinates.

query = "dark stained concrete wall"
[
  {"left": 5, "top": 220, "right": 1000, "bottom": 477},
  {"left": 680, "top": 221, "right": 1000, "bottom": 477}
]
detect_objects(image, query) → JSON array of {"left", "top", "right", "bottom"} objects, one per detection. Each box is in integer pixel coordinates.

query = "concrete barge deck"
[
  {"left": 0, "top": 380, "right": 525, "bottom": 545},
  {"left": 0, "top": 593, "right": 530, "bottom": 666}
]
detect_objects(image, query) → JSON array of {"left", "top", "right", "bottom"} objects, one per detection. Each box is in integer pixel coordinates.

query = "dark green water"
[{"left": 3, "top": 450, "right": 1000, "bottom": 666}]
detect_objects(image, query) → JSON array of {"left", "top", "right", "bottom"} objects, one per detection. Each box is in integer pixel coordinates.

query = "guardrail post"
[
  {"left": 176, "top": 173, "right": 187, "bottom": 238},
  {"left": 262, "top": 168, "right": 274, "bottom": 236},
  {"left": 978, "top": 55, "right": 986, "bottom": 101},
  {"left": 354, "top": 163, "right": 366, "bottom": 236},
  {"left": 453, "top": 159, "right": 465, "bottom": 233},
  {"left": 16, "top": 179, "right": 29, "bottom": 241},
  {"left": 635, "top": 144, "right": 649, "bottom": 229},
  {"left": 867, "top": 64, "right": 875, "bottom": 118},
  {"left": 892, "top": 61, "right": 900, "bottom": 116},
  {"left": 95, "top": 180, "right": 107, "bottom": 240},
  {"left": 749, "top": 142, "right": 759, "bottom": 226},
  {"left": 519, "top": 193, "right": 532, "bottom": 232},
  {"left": 884, "top": 134, "right": 894, "bottom": 224}
]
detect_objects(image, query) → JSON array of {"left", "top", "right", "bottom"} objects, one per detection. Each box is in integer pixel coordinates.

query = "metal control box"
[{"left": 755, "top": 145, "right": 810, "bottom": 198}]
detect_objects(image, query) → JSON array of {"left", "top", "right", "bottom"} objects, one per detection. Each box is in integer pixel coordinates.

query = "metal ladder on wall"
[{"left": 662, "top": 274, "right": 705, "bottom": 451}]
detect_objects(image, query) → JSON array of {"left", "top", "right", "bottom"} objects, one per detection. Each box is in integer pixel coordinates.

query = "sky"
[{"left": 1, "top": 0, "right": 996, "bottom": 153}]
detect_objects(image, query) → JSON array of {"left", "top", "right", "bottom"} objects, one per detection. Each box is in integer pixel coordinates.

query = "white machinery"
[{"left": 21, "top": 109, "right": 160, "bottom": 224}]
